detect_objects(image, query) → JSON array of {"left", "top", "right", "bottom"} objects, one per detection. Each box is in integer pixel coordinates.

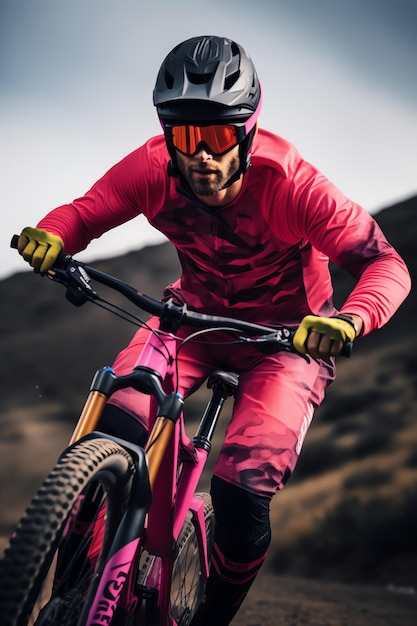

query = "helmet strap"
[
  {"left": 167, "top": 158, "right": 180, "bottom": 178},
  {"left": 208, "top": 124, "right": 256, "bottom": 190}
]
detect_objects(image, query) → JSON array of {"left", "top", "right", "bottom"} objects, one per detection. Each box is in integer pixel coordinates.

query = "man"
[{"left": 17, "top": 35, "right": 410, "bottom": 625}]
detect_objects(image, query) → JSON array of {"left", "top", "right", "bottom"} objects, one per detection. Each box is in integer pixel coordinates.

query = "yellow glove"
[
  {"left": 293, "top": 314, "right": 357, "bottom": 355},
  {"left": 17, "top": 226, "right": 64, "bottom": 273}
]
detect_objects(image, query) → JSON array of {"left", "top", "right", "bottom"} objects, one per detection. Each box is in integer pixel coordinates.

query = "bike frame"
[{"left": 70, "top": 322, "right": 223, "bottom": 626}]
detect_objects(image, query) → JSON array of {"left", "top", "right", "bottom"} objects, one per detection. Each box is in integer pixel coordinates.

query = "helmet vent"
[
  {"left": 230, "top": 41, "right": 240, "bottom": 56},
  {"left": 224, "top": 70, "right": 240, "bottom": 91},
  {"left": 187, "top": 71, "right": 211, "bottom": 85}
]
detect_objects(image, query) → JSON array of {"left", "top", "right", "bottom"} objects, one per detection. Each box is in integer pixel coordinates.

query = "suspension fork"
[
  {"left": 70, "top": 390, "right": 108, "bottom": 444},
  {"left": 70, "top": 324, "right": 179, "bottom": 445}
]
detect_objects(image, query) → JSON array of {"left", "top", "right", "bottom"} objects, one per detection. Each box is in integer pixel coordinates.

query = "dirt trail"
[{"left": 236, "top": 573, "right": 417, "bottom": 625}]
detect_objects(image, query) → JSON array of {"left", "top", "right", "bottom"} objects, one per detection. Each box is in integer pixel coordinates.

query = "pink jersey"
[{"left": 37, "top": 129, "right": 410, "bottom": 334}]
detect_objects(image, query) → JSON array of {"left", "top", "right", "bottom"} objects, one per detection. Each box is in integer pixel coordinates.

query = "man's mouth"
[{"left": 192, "top": 168, "right": 217, "bottom": 177}]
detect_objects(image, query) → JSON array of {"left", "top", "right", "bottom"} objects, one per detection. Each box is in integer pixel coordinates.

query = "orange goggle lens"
[{"left": 169, "top": 124, "right": 239, "bottom": 156}]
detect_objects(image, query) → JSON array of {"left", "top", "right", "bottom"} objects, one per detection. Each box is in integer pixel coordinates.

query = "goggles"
[
  {"left": 160, "top": 89, "right": 262, "bottom": 158},
  {"left": 162, "top": 95, "right": 261, "bottom": 158},
  {"left": 164, "top": 123, "right": 246, "bottom": 157}
]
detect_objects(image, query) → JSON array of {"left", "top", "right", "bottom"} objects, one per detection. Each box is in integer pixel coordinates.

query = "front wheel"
[{"left": 0, "top": 437, "right": 136, "bottom": 626}]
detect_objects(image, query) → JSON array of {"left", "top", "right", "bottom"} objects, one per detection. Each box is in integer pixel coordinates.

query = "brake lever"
[
  {"left": 10, "top": 233, "right": 98, "bottom": 307},
  {"left": 65, "top": 263, "right": 97, "bottom": 306},
  {"left": 239, "top": 329, "right": 310, "bottom": 362},
  {"left": 45, "top": 260, "right": 97, "bottom": 307}
]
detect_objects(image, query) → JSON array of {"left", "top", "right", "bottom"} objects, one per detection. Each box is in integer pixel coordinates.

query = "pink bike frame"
[{"left": 84, "top": 327, "right": 213, "bottom": 626}]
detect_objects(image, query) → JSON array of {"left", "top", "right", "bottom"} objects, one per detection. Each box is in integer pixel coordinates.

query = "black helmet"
[
  {"left": 153, "top": 35, "right": 261, "bottom": 123},
  {"left": 153, "top": 35, "right": 262, "bottom": 178}
]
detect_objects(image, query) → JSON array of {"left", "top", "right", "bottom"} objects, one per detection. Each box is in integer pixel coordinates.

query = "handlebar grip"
[
  {"left": 10, "top": 234, "right": 19, "bottom": 249},
  {"left": 10, "top": 233, "right": 70, "bottom": 270},
  {"left": 340, "top": 341, "right": 353, "bottom": 358}
]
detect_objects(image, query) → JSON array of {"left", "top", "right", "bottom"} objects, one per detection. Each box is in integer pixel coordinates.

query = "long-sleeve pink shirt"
[{"left": 37, "top": 129, "right": 411, "bottom": 335}]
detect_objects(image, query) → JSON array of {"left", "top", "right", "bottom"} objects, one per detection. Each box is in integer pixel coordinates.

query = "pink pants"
[{"left": 108, "top": 319, "right": 335, "bottom": 497}]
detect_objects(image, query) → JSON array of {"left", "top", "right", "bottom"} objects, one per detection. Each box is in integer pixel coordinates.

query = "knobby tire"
[{"left": 0, "top": 437, "right": 136, "bottom": 626}]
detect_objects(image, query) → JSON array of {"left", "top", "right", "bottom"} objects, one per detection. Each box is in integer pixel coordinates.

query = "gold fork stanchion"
[
  {"left": 145, "top": 417, "right": 175, "bottom": 489},
  {"left": 69, "top": 391, "right": 108, "bottom": 444}
]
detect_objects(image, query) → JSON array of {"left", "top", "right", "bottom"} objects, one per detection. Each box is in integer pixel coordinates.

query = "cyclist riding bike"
[{"left": 16, "top": 35, "right": 410, "bottom": 626}]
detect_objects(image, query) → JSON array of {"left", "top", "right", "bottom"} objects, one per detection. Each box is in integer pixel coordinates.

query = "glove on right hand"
[
  {"left": 293, "top": 314, "right": 357, "bottom": 355},
  {"left": 18, "top": 226, "right": 64, "bottom": 273}
]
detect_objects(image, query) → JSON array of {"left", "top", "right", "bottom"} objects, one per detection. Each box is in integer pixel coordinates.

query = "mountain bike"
[{"left": 1, "top": 238, "right": 352, "bottom": 626}]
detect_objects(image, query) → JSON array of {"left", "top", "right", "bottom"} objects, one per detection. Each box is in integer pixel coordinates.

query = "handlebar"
[{"left": 10, "top": 235, "right": 353, "bottom": 357}]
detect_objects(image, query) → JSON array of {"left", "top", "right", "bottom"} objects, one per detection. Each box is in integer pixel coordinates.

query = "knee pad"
[{"left": 210, "top": 475, "right": 271, "bottom": 560}]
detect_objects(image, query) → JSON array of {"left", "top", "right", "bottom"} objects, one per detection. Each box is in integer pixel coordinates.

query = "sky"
[{"left": 1, "top": 0, "right": 416, "bottom": 279}]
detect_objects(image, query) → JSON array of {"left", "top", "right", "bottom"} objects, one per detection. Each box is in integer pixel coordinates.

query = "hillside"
[{"left": 1, "top": 196, "right": 416, "bottom": 615}]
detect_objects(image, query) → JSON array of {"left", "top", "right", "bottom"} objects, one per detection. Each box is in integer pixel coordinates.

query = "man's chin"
[
  {"left": 193, "top": 186, "right": 219, "bottom": 197},
  {"left": 189, "top": 180, "right": 222, "bottom": 196}
]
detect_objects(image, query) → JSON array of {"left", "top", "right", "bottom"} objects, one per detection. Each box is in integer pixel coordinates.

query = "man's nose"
[{"left": 195, "top": 147, "right": 213, "bottom": 161}]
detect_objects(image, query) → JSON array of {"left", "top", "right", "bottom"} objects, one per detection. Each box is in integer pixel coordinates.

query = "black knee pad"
[
  {"left": 98, "top": 404, "right": 148, "bottom": 447},
  {"left": 210, "top": 475, "right": 271, "bottom": 560}
]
